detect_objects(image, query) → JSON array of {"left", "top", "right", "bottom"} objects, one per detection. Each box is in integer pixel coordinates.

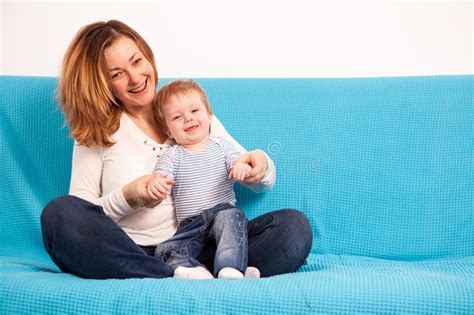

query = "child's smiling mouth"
[{"left": 184, "top": 125, "right": 198, "bottom": 132}]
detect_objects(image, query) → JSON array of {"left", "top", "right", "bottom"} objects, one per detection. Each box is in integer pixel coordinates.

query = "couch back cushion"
[{"left": 0, "top": 75, "right": 472, "bottom": 262}]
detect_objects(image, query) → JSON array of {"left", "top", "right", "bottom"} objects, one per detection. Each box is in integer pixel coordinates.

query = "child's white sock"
[
  {"left": 173, "top": 266, "right": 214, "bottom": 280},
  {"left": 244, "top": 266, "right": 261, "bottom": 278},
  {"left": 218, "top": 267, "right": 244, "bottom": 280}
]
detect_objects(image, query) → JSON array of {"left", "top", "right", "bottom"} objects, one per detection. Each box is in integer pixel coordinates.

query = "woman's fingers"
[{"left": 236, "top": 150, "right": 268, "bottom": 185}]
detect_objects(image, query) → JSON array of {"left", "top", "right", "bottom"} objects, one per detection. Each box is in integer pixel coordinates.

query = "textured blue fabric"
[
  {"left": 0, "top": 75, "right": 473, "bottom": 313},
  {"left": 1, "top": 254, "right": 472, "bottom": 314}
]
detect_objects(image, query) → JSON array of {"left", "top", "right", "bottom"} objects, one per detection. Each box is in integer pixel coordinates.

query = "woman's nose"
[{"left": 128, "top": 70, "right": 140, "bottom": 85}]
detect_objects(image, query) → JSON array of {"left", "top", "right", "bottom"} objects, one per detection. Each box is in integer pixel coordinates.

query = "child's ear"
[{"left": 209, "top": 115, "right": 213, "bottom": 133}]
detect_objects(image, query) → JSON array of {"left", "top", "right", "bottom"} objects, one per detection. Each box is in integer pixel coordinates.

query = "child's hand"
[
  {"left": 146, "top": 174, "right": 175, "bottom": 206},
  {"left": 229, "top": 162, "right": 252, "bottom": 182},
  {"left": 233, "top": 150, "right": 268, "bottom": 185}
]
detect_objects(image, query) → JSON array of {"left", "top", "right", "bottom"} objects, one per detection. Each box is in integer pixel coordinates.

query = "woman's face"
[{"left": 104, "top": 36, "right": 156, "bottom": 110}]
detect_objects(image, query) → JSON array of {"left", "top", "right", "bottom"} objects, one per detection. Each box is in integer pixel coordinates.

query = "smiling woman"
[
  {"left": 40, "top": 19, "right": 312, "bottom": 280},
  {"left": 102, "top": 35, "right": 166, "bottom": 147},
  {"left": 59, "top": 20, "right": 159, "bottom": 148}
]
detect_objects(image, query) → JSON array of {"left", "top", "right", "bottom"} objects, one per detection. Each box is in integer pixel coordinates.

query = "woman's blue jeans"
[
  {"left": 41, "top": 195, "right": 312, "bottom": 279},
  {"left": 155, "top": 203, "right": 248, "bottom": 276}
]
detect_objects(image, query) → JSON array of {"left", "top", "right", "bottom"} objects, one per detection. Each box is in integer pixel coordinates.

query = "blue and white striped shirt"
[{"left": 154, "top": 138, "right": 241, "bottom": 223}]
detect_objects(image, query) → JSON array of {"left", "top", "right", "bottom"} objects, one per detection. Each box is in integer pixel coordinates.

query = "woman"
[{"left": 40, "top": 20, "right": 312, "bottom": 279}]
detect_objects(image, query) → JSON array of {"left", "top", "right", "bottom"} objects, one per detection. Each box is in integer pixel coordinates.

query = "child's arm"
[
  {"left": 216, "top": 137, "right": 252, "bottom": 183},
  {"left": 145, "top": 146, "right": 177, "bottom": 207},
  {"left": 211, "top": 116, "right": 275, "bottom": 192}
]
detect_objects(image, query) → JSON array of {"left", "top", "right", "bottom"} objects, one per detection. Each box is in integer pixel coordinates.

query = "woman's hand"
[
  {"left": 234, "top": 150, "right": 268, "bottom": 185},
  {"left": 122, "top": 173, "right": 175, "bottom": 209}
]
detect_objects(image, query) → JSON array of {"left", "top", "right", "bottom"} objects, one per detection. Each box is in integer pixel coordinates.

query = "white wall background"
[{"left": 1, "top": 1, "right": 472, "bottom": 78}]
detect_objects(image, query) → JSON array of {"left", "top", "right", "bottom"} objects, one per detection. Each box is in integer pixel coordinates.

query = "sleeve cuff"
[{"left": 117, "top": 187, "right": 135, "bottom": 214}]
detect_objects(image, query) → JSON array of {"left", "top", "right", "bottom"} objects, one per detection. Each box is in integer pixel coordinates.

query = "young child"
[{"left": 148, "top": 79, "right": 260, "bottom": 280}]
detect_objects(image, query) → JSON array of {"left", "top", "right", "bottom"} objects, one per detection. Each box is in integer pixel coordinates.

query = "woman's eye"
[
  {"left": 112, "top": 72, "right": 122, "bottom": 79},
  {"left": 134, "top": 58, "right": 142, "bottom": 65},
  {"left": 192, "top": 109, "right": 199, "bottom": 113}
]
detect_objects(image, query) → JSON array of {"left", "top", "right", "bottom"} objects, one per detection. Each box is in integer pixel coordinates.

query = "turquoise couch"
[{"left": 0, "top": 75, "right": 472, "bottom": 314}]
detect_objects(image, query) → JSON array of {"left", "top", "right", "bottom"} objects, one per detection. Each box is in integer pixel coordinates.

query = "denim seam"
[{"left": 248, "top": 213, "right": 278, "bottom": 254}]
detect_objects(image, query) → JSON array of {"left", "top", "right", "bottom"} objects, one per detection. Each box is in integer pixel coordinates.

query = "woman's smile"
[{"left": 129, "top": 78, "right": 148, "bottom": 94}]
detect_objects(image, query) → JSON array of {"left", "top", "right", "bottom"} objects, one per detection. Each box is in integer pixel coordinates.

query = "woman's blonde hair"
[
  {"left": 59, "top": 20, "right": 158, "bottom": 147},
  {"left": 153, "top": 79, "right": 213, "bottom": 135}
]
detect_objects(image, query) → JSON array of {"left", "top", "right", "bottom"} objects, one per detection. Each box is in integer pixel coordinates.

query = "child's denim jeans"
[{"left": 154, "top": 203, "right": 248, "bottom": 276}]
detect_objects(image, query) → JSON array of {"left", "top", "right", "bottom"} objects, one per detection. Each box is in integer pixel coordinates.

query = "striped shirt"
[{"left": 154, "top": 138, "right": 240, "bottom": 222}]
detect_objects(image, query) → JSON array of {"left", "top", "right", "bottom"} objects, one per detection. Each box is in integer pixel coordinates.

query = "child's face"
[{"left": 163, "top": 90, "right": 212, "bottom": 149}]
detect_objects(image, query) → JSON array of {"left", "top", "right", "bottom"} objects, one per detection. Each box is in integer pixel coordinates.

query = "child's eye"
[
  {"left": 172, "top": 115, "right": 181, "bottom": 121},
  {"left": 192, "top": 109, "right": 199, "bottom": 113}
]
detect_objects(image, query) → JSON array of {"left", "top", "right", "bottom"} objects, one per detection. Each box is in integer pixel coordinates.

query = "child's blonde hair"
[{"left": 154, "top": 79, "right": 213, "bottom": 134}]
